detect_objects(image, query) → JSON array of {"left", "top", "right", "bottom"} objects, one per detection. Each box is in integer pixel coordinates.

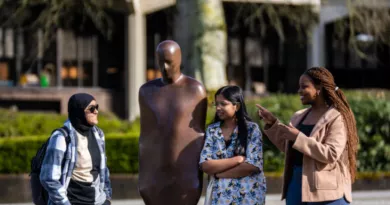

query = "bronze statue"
[{"left": 138, "top": 40, "right": 208, "bottom": 205}]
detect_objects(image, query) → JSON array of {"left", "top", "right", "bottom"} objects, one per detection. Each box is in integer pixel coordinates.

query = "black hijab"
[{"left": 68, "top": 93, "right": 95, "bottom": 136}]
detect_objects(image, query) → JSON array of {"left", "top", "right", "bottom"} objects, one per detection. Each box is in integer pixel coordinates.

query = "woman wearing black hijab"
[{"left": 40, "top": 93, "right": 112, "bottom": 205}]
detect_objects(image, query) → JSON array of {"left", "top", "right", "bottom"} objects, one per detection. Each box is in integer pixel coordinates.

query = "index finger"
[{"left": 255, "top": 104, "right": 266, "bottom": 111}]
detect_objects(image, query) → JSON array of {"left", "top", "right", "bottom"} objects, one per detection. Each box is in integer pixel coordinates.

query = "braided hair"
[{"left": 304, "top": 67, "right": 359, "bottom": 183}]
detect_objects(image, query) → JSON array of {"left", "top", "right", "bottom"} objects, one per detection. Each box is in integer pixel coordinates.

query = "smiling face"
[
  {"left": 214, "top": 94, "right": 239, "bottom": 121},
  {"left": 298, "top": 74, "right": 321, "bottom": 105},
  {"left": 84, "top": 100, "right": 99, "bottom": 125}
]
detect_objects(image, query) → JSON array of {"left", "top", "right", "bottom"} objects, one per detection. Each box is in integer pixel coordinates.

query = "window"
[
  {"left": 60, "top": 30, "right": 98, "bottom": 87},
  {"left": 0, "top": 28, "right": 15, "bottom": 86}
]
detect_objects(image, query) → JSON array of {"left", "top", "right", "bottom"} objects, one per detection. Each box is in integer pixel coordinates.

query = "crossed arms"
[
  {"left": 199, "top": 123, "right": 264, "bottom": 178},
  {"left": 201, "top": 156, "right": 259, "bottom": 178}
]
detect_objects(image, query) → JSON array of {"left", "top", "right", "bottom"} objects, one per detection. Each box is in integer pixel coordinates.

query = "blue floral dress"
[{"left": 200, "top": 121, "right": 266, "bottom": 205}]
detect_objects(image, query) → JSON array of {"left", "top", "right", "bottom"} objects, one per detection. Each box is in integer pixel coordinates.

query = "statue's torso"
[{"left": 138, "top": 78, "right": 206, "bottom": 205}]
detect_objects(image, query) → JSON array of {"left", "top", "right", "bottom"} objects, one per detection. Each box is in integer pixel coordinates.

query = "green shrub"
[
  {"left": 105, "top": 134, "right": 139, "bottom": 173},
  {"left": 0, "top": 111, "right": 66, "bottom": 137},
  {"left": 0, "top": 136, "right": 47, "bottom": 173},
  {"left": 0, "top": 109, "right": 136, "bottom": 137},
  {"left": 350, "top": 98, "right": 390, "bottom": 171},
  {"left": 344, "top": 89, "right": 390, "bottom": 101},
  {"left": 0, "top": 133, "right": 139, "bottom": 174}
]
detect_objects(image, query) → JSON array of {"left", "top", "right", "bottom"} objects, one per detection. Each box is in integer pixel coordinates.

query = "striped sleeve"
[
  {"left": 104, "top": 162, "right": 112, "bottom": 199},
  {"left": 96, "top": 127, "right": 112, "bottom": 199},
  {"left": 101, "top": 129, "right": 112, "bottom": 199},
  {"left": 40, "top": 131, "right": 71, "bottom": 205}
]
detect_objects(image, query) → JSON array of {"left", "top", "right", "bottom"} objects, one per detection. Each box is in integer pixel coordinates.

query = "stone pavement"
[
  {"left": 111, "top": 190, "right": 390, "bottom": 205},
  {"left": 2, "top": 190, "right": 390, "bottom": 205}
]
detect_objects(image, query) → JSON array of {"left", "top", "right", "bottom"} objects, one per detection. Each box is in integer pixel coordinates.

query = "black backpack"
[{"left": 30, "top": 126, "right": 70, "bottom": 205}]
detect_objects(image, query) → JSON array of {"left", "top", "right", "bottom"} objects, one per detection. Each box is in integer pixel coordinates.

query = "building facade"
[{"left": 0, "top": 0, "right": 388, "bottom": 121}]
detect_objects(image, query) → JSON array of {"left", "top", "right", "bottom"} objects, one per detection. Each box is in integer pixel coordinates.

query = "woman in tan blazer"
[{"left": 256, "top": 67, "right": 358, "bottom": 205}]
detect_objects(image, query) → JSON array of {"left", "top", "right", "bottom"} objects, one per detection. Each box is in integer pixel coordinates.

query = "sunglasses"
[{"left": 86, "top": 104, "right": 99, "bottom": 113}]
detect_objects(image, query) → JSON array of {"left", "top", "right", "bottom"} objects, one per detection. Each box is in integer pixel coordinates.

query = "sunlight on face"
[
  {"left": 298, "top": 74, "right": 318, "bottom": 105},
  {"left": 85, "top": 100, "right": 99, "bottom": 126},
  {"left": 214, "top": 94, "right": 238, "bottom": 120}
]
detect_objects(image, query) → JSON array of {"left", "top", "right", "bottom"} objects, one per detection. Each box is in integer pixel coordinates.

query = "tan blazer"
[{"left": 264, "top": 107, "right": 352, "bottom": 203}]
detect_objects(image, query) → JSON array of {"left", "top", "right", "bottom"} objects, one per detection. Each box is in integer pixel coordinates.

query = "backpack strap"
[
  {"left": 31, "top": 126, "right": 71, "bottom": 173},
  {"left": 55, "top": 126, "right": 71, "bottom": 172},
  {"left": 56, "top": 126, "right": 70, "bottom": 144}
]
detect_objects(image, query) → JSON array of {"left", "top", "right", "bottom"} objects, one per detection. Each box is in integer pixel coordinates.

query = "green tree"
[
  {"left": 334, "top": 0, "right": 390, "bottom": 59},
  {"left": 235, "top": 0, "right": 390, "bottom": 59},
  {"left": 0, "top": 0, "right": 116, "bottom": 50}
]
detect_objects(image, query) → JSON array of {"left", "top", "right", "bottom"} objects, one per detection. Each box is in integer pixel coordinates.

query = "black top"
[{"left": 290, "top": 112, "right": 315, "bottom": 166}]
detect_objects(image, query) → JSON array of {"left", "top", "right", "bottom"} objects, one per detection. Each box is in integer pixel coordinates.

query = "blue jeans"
[{"left": 286, "top": 166, "right": 349, "bottom": 205}]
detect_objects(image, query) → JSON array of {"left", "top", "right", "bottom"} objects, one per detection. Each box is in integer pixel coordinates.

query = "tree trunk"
[{"left": 175, "top": 0, "right": 227, "bottom": 90}]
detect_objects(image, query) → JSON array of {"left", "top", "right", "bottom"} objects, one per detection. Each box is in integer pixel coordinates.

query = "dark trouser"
[{"left": 286, "top": 166, "right": 349, "bottom": 205}]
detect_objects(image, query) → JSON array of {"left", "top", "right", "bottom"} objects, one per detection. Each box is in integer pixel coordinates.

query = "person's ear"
[{"left": 235, "top": 103, "right": 241, "bottom": 112}]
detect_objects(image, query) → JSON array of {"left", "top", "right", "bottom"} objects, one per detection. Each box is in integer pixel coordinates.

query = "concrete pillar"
[
  {"left": 16, "top": 28, "right": 23, "bottom": 84},
  {"left": 307, "top": 5, "right": 348, "bottom": 68},
  {"left": 307, "top": 22, "right": 325, "bottom": 68},
  {"left": 125, "top": 0, "right": 146, "bottom": 121},
  {"left": 56, "top": 29, "right": 63, "bottom": 88}
]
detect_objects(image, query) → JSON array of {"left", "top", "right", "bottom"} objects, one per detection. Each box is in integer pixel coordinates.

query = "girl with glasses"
[{"left": 200, "top": 85, "right": 266, "bottom": 205}]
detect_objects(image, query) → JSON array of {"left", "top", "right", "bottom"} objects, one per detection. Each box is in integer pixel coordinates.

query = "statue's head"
[{"left": 156, "top": 40, "right": 182, "bottom": 83}]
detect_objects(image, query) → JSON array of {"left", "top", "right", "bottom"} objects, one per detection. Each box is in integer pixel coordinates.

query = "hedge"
[
  {"left": 0, "top": 133, "right": 140, "bottom": 174},
  {"left": 0, "top": 110, "right": 137, "bottom": 137},
  {"left": 0, "top": 133, "right": 286, "bottom": 174},
  {"left": 0, "top": 90, "right": 389, "bottom": 174}
]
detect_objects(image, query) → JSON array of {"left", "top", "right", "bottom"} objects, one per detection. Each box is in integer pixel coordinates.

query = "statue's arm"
[
  {"left": 138, "top": 87, "right": 147, "bottom": 136},
  {"left": 191, "top": 84, "right": 208, "bottom": 136}
]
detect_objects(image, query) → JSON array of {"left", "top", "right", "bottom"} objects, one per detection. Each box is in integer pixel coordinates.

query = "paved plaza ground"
[{"left": 3, "top": 190, "right": 390, "bottom": 205}]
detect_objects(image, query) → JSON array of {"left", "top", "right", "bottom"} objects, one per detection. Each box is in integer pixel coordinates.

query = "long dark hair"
[
  {"left": 304, "top": 67, "right": 359, "bottom": 183},
  {"left": 212, "top": 85, "right": 252, "bottom": 155}
]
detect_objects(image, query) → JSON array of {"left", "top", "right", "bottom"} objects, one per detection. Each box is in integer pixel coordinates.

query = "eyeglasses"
[
  {"left": 212, "top": 101, "right": 235, "bottom": 107},
  {"left": 86, "top": 104, "right": 99, "bottom": 113}
]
